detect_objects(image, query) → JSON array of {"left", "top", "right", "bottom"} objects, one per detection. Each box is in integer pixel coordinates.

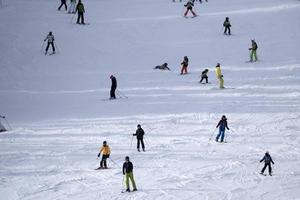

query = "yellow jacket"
[
  {"left": 215, "top": 67, "right": 222, "bottom": 79},
  {"left": 100, "top": 145, "right": 111, "bottom": 155}
]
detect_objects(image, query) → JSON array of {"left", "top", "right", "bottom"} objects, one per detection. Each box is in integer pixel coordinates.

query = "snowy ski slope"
[{"left": 0, "top": 0, "right": 300, "bottom": 199}]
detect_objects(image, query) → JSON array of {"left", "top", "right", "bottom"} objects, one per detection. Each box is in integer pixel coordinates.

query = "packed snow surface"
[{"left": 0, "top": 0, "right": 300, "bottom": 199}]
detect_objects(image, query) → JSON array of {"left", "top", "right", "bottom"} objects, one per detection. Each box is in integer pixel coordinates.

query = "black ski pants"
[
  {"left": 110, "top": 87, "right": 116, "bottom": 99},
  {"left": 77, "top": 12, "right": 85, "bottom": 24},
  {"left": 46, "top": 42, "right": 55, "bottom": 52},
  {"left": 200, "top": 77, "right": 208, "bottom": 83},
  {"left": 58, "top": 0, "right": 67, "bottom": 10},
  {"left": 224, "top": 26, "right": 231, "bottom": 35},
  {"left": 137, "top": 138, "right": 145, "bottom": 150},
  {"left": 261, "top": 163, "right": 272, "bottom": 174},
  {"left": 100, "top": 155, "right": 109, "bottom": 168}
]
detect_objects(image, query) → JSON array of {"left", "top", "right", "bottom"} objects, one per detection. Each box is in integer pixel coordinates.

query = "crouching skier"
[
  {"left": 260, "top": 151, "right": 274, "bottom": 176},
  {"left": 97, "top": 141, "right": 111, "bottom": 169},
  {"left": 123, "top": 156, "right": 137, "bottom": 192}
]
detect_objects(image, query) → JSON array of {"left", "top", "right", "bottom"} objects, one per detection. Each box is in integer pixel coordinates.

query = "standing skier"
[
  {"left": 0, "top": 115, "right": 7, "bottom": 132},
  {"left": 97, "top": 141, "right": 111, "bottom": 169},
  {"left": 215, "top": 115, "right": 229, "bottom": 142},
  {"left": 200, "top": 69, "right": 209, "bottom": 84},
  {"left": 180, "top": 56, "right": 189, "bottom": 75},
  {"left": 44, "top": 32, "right": 55, "bottom": 55},
  {"left": 76, "top": 0, "right": 85, "bottom": 24},
  {"left": 260, "top": 151, "right": 274, "bottom": 176},
  {"left": 58, "top": 0, "right": 67, "bottom": 11},
  {"left": 133, "top": 124, "right": 145, "bottom": 152},
  {"left": 223, "top": 17, "right": 231, "bottom": 35},
  {"left": 110, "top": 75, "right": 117, "bottom": 99},
  {"left": 184, "top": 0, "right": 197, "bottom": 17},
  {"left": 68, "top": 0, "right": 76, "bottom": 14},
  {"left": 123, "top": 156, "right": 137, "bottom": 192},
  {"left": 249, "top": 39, "right": 258, "bottom": 62},
  {"left": 219, "top": 74, "right": 225, "bottom": 89}
]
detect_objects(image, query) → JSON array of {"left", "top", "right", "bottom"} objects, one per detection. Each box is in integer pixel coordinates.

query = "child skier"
[
  {"left": 76, "top": 0, "right": 85, "bottom": 24},
  {"left": 154, "top": 63, "right": 170, "bottom": 71},
  {"left": 110, "top": 75, "right": 117, "bottom": 99},
  {"left": 223, "top": 17, "right": 231, "bottom": 35},
  {"left": 215, "top": 115, "right": 229, "bottom": 142},
  {"left": 58, "top": 0, "right": 67, "bottom": 11},
  {"left": 123, "top": 156, "right": 137, "bottom": 192},
  {"left": 44, "top": 32, "right": 55, "bottom": 55},
  {"left": 97, "top": 141, "right": 111, "bottom": 169},
  {"left": 184, "top": 0, "right": 197, "bottom": 17},
  {"left": 180, "top": 56, "right": 189, "bottom": 75},
  {"left": 249, "top": 39, "right": 258, "bottom": 62},
  {"left": 68, "top": 0, "right": 76, "bottom": 14},
  {"left": 133, "top": 124, "right": 145, "bottom": 152},
  {"left": 260, "top": 151, "right": 274, "bottom": 176},
  {"left": 200, "top": 69, "right": 209, "bottom": 84}
]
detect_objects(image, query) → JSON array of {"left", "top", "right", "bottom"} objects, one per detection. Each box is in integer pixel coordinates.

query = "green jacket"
[{"left": 76, "top": 2, "right": 85, "bottom": 13}]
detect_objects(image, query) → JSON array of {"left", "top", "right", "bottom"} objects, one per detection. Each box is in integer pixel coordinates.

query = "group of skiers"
[{"left": 58, "top": 0, "right": 85, "bottom": 24}]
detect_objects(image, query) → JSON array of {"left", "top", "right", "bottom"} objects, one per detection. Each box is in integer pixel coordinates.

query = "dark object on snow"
[
  {"left": 154, "top": 63, "right": 170, "bottom": 71},
  {"left": 223, "top": 17, "right": 231, "bottom": 35},
  {"left": 0, "top": 115, "right": 7, "bottom": 132},
  {"left": 215, "top": 115, "right": 229, "bottom": 142},
  {"left": 58, "top": 0, "right": 67, "bottom": 11},
  {"left": 180, "top": 56, "right": 189, "bottom": 75},
  {"left": 200, "top": 69, "right": 209, "bottom": 83},
  {"left": 76, "top": 0, "right": 85, "bottom": 24},
  {"left": 110, "top": 75, "right": 117, "bottom": 99},
  {"left": 133, "top": 124, "right": 145, "bottom": 152},
  {"left": 44, "top": 32, "right": 55, "bottom": 55},
  {"left": 260, "top": 151, "right": 274, "bottom": 175},
  {"left": 184, "top": 1, "right": 197, "bottom": 17}
]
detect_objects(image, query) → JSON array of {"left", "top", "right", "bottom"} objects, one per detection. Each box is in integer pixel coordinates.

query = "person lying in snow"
[{"left": 154, "top": 63, "right": 170, "bottom": 71}]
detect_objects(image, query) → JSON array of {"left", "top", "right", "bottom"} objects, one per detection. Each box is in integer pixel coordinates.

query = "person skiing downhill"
[
  {"left": 58, "top": 0, "right": 67, "bottom": 11},
  {"left": 76, "top": 0, "right": 85, "bottom": 24},
  {"left": 68, "top": 0, "right": 76, "bottom": 14},
  {"left": 223, "top": 17, "right": 231, "bottom": 35},
  {"left": 133, "top": 124, "right": 145, "bottom": 152},
  {"left": 200, "top": 69, "right": 209, "bottom": 84},
  {"left": 123, "top": 156, "right": 137, "bottom": 192},
  {"left": 215, "top": 115, "right": 229, "bottom": 142},
  {"left": 44, "top": 32, "right": 55, "bottom": 55},
  {"left": 180, "top": 56, "right": 189, "bottom": 75},
  {"left": 260, "top": 151, "right": 274, "bottom": 176},
  {"left": 184, "top": 0, "right": 197, "bottom": 17},
  {"left": 110, "top": 75, "right": 117, "bottom": 99},
  {"left": 97, "top": 141, "right": 111, "bottom": 169},
  {"left": 249, "top": 39, "right": 258, "bottom": 62}
]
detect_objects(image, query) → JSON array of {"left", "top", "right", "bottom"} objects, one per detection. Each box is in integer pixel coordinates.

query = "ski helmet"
[
  {"left": 103, "top": 141, "right": 107, "bottom": 145},
  {"left": 137, "top": 124, "right": 141, "bottom": 128},
  {"left": 125, "top": 156, "right": 130, "bottom": 161}
]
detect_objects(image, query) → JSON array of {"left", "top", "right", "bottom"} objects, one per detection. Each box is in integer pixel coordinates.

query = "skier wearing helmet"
[
  {"left": 215, "top": 115, "right": 230, "bottom": 142},
  {"left": 97, "top": 141, "right": 111, "bottom": 169},
  {"left": 123, "top": 156, "right": 137, "bottom": 192},
  {"left": 133, "top": 124, "right": 145, "bottom": 152}
]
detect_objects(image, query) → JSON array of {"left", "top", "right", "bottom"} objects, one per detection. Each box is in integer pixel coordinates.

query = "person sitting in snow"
[
  {"left": 97, "top": 141, "right": 111, "bottom": 169},
  {"left": 184, "top": 0, "right": 197, "bottom": 17},
  {"left": 200, "top": 69, "right": 209, "bottom": 84},
  {"left": 215, "top": 115, "right": 229, "bottom": 142},
  {"left": 260, "top": 151, "right": 274, "bottom": 176},
  {"left": 154, "top": 63, "right": 170, "bottom": 71}
]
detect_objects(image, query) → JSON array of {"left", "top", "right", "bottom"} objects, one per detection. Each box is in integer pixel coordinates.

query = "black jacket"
[
  {"left": 133, "top": 127, "right": 144, "bottom": 139},
  {"left": 123, "top": 161, "right": 133, "bottom": 174},
  {"left": 216, "top": 119, "right": 229, "bottom": 131},
  {"left": 111, "top": 76, "right": 117, "bottom": 88},
  {"left": 260, "top": 153, "right": 274, "bottom": 164},
  {"left": 181, "top": 57, "right": 189, "bottom": 67},
  {"left": 201, "top": 70, "right": 208, "bottom": 78}
]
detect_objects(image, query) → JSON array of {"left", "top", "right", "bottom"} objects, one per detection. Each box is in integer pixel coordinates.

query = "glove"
[
  {"left": 44, "top": 39, "right": 46, "bottom": 42},
  {"left": 227, "top": 128, "right": 230, "bottom": 130},
  {"left": 97, "top": 153, "right": 100, "bottom": 157},
  {"left": 107, "top": 154, "right": 110, "bottom": 158}
]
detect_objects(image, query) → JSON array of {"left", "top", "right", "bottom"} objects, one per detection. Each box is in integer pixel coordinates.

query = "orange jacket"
[{"left": 100, "top": 145, "right": 111, "bottom": 155}]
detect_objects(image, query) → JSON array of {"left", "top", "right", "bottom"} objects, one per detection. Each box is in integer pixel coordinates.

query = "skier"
[
  {"left": 110, "top": 75, "right": 117, "bottom": 99},
  {"left": 44, "top": 32, "right": 55, "bottom": 55},
  {"left": 249, "top": 39, "right": 258, "bottom": 62},
  {"left": 180, "top": 56, "right": 189, "bottom": 75},
  {"left": 154, "top": 63, "right": 170, "bottom": 71},
  {"left": 68, "top": 0, "right": 76, "bottom": 14},
  {"left": 184, "top": 0, "right": 197, "bottom": 17},
  {"left": 215, "top": 115, "right": 229, "bottom": 142},
  {"left": 0, "top": 115, "right": 7, "bottom": 132},
  {"left": 215, "top": 63, "right": 224, "bottom": 88},
  {"left": 219, "top": 74, "right": 225, "bottom": 89},
  {"left": 58, "top": 0, "right": 67, "bottom": 11},
  {"left": 123, "top": 156, "right": 137, "bottom": 192},
  {"left": 76, "top": 0, "right": 85, "bottom": 24},
  {"left": 133, "top": 124, "right": 145, "bottom": 152},
  {"left": 200, "top": 69, "right": 209, "bottom": 84},
  {"left": 97, "top": 141, "right": 111, "bottom": 169},
  {"left": 260, "top": 151, "right": 275, "bottom": 176},
  {"left": 223, "top": 17, "right": 231, "bottom": 35}
]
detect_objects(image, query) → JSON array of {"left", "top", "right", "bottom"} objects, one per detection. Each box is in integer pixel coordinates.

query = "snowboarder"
[
  {"left": 184, "top": 0, "right": 197, "bottom": 17},
  {"left": 110, "top": 75, "right": 117, "bottom": 99},
  {"left": 68, "top": 0, "right": 76, "bottom": 14},
  {"left": 44, "top": 32, "right": 55, "bottom": 55},
  {"left": 154, "top": 63, "right": 170, "bottom": 71},
  {"left": 133, "top": 124, "right": 145, "bottom": 152},
  {"left": 223, "top": 17, "right": 231, "bottom": 35},
  {"left": 200, "top": 69, "right": 209, "bottom": 84},
  {"left": 58, "top": 0, "right": 67, "bottom": 11},
  {"left": 180, "top": 56, "right": 189, "bottom": 75},
  {"left": 249, "top": 39, "right": 258, "bottom": 62},
  {"left": 97, "top": 141, "right": 111, "bottom": 169},
  {"left": 123, "top": 156, "right": 137, "bottom": 192},
  {"left": 215, "top": 115, "right": 229, "bottom": 142},
  {"left": 76, "top": 0, "right": 85, "bottom": 24},
  {"left": 260, "top": 151, "right": 274, "bottom": 176}
]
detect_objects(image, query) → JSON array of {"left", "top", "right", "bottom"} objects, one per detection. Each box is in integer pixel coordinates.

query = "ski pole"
[
  {"left": 209, "top": 128, "right": 217, "bottom": 141},
  {"left": 121, "top": 175, "right": 125, "bottom": 193},
  {"left": 109, "top": 158, "right": 121, "bottom": 168},
  {"left": 54, "top": 41, "right": 60, "bottom": 54},
  {"left": 130, "top": 135, "right": 134, "bottom": 149},
  {"left": 117, "top": 90, "right": 128, "bottom": 98}
]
